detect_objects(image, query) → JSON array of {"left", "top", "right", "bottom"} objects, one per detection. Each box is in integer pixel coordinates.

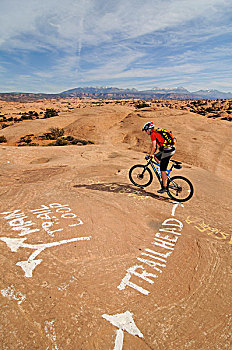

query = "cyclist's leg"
[
  {"left": 158, "top": 149, "right": 175, "bottom": 192},
  {"left": 160, "top": 157, "right": 170, "bottom": 188},
  {"left": 154, "top": 151, "right": 161, "bottom": 164}
]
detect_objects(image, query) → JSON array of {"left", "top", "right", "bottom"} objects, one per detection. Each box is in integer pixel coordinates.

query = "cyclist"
[{"left": 142, "top": 121, "right": 175, "bottom": 193}]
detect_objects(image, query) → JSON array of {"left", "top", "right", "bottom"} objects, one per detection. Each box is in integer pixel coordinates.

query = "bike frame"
[{"left": 145, "top": 159, "right": 172, "bottom": 185}]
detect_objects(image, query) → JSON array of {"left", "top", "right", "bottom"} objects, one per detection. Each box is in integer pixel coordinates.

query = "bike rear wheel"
[
  {"left": 129, "top": 165, "right": 153, "bottom": 187},
  {"left": 167, "top": 175, "right": 194, "bottom": 202}
]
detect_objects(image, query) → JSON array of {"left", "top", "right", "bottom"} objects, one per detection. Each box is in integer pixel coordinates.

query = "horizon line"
[{"left": 0, "top": 86, "right": 232, "bottom": 95}]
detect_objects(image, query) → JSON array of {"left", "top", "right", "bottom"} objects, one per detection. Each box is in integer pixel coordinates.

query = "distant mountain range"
[{"left": 1, "top": 87, "right": 232, "bottom": 102}]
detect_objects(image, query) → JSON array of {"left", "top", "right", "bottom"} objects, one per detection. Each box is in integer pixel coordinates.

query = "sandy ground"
[{"left": 0, "top": 102, "right": 231, "bottom": 349}]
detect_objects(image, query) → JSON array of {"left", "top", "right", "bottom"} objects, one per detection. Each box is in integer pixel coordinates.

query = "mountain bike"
[{"left": 129, "top": 156, "right": 194, "bottom": 202}]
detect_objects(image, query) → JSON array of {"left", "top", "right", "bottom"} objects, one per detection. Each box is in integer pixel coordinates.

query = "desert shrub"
[
  {"left": 40, "top": 128, "right": 64, "bottom": 140},
  {"left": 1, "top": 123, "right": 9, "bottom": 129},
  {"left": 18, "top": 134, "right": 34, "bottom": 144},
  {"left": 14, "top": 117, "right": 21, "bottom": 122},
  {"left": 134, "top": 101, "right": 150, "bottom": 109},
  {"left": 0, "top": 135, "right": 7, "bottom": 143},
  {"left": 208, "top": 114, "right": 221, "bottom": 119},
  {"left": 38, "top": 130, "right": 94, "bottom": 146},
  {"left": 49, "top": 127, "right": 64, "bottom": 138},
  {"left": 70, "top": 139, "right": 79, "bottom": 145},
  {"left": 51, "top": 137, "right": 69, "bottom": 146},
  {"left": 72, "top": 139, "right": 88, "bottom": 145},
  {"left": 39, "top": 133, "right": 52, "bottom": 140},
  {"left": 70, "top": 138, "right": 94, "bottom": 145},
  {"left": 18, "top": 111, "right": 38, "bottom": 118},
  {"left": 21, "top": 114, "right": 34, "bottom": 120},
  {"left": 43, "top": 108, "right": 59, "bottom": 118},
  {"left": 17, "top": 136, "right": 38, "bottom": 146},
  {"left": 221, "top": 116, "right": 232, "bottom": 121},
  {"left": 66, "top": 136, "right": 74, "bottom": 141},
  {"left": 28, "top": 111, "right": 38, "bottom": 117}
]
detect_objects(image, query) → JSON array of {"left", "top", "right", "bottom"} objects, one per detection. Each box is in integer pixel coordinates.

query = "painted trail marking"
[
  {"left": 171, "top": 201, "right": 184, "bottom": 216},
  {"left": 0, "top": 203, "right": 84, "bottom": 238},
  {"left": 102, "top": 202, "right": 185, "bottom": 348},
  {"left": 45, "top": 320, "right": 59, "bottom": 350},
  {"left": 0, "top": 236, "right": 91, "bottom": 277},
  {"left": 1, "top": 285, "right": 26, "bottom": 304},
  {"left": 0, "top": 202, "right": 92, "bottom": 277},
  {"left": 102, "top": 311, "right": 143, "bottom": 350},
  {"left": 185, "top": 215, "right": 232, "bottom": 245},
  {"left": 117, "top": 202, "right": 185, "bottom": 295},
  {"left": 57, "top": 276, "right": 77, "bottom": 291}
]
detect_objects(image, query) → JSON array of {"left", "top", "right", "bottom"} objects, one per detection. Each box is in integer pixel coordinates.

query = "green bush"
[
  {"left": 43, "top": 109, "right": 59, "bottom": 119},
  {"left": 66, "top": 136, "right": 74, "bottom": 141},
  {"left": 1, "top": 123, "right": 9, "bottom": 129},
  {"left": 21, "top": 114, "right": 34, "bottom": 120},
  {"left": 14, "top": 117, "right": 22, "bottom": 122},
  {"left": 135, "top": 102, "right": 150, "bottom": 109},
  {"left": 49, "top": 127, "right": 64, "bottom": 138},
  {"left": 18, "top": 134, "right": 34, "bottom": 144},
  {"left": 40, "top": 128, "right": 64, "bottom": 140},
  {"left": 71, "top": 139, "right": 87, "bottom": 145},
  {"left": 220, "top": 116, "right": 232, "bottom": 121},
  {"left": 0, "top": 135, "right": 7, "bottom": 143},
  {"left": 50, "top": 137, "right": 69, "bottom": 146}
]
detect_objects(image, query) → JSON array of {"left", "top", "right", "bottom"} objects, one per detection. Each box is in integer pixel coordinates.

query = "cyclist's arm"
[
  {"left": 150, "top": 140, "right": 157, "bottom": 157},
  {"left": 153, "top": 155, "right": 160, "bottom": 164}
]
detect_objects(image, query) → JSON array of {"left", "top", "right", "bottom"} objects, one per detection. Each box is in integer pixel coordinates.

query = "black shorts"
[{"left": 155, "top": 147, "right": 175, "bottom": 171}]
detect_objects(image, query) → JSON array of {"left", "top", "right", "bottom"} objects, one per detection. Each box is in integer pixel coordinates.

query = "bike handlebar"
[{"left": 145, "top": 155, "right": 160, "bottom": 166}]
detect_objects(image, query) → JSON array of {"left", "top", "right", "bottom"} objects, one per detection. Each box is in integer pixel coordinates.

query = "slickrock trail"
[{"left": 0, "top": 103, "right": 231, "bottom": 349}]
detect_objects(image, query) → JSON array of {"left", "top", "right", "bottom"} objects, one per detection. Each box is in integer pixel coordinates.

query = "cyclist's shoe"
[{"left": 157, "top": 187, "right": 167, "bottom": 194}]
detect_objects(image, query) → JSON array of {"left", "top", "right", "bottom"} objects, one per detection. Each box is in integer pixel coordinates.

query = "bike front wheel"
[
  {"left": 129, "top": 165, "right": 153, "bottom": 188},
  {"left": 167, "top": 175, "right": 194, "bottom": 202}
]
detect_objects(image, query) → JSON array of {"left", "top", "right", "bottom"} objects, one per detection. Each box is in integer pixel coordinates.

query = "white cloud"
[
  {"left": 81, "top": 63, "right": 204, "bottom": 82},
  {"left": 0, "top": 65, "right": 6, "bottom": 73},
  {"left": 0, "top": 0, "right": 230, "bottom": 50},
  {"left": 0, "top": 0, "right": 231, "bottom": 92},
  {"left": 34, "top": 72, "right": 54, "bottom": 78}
]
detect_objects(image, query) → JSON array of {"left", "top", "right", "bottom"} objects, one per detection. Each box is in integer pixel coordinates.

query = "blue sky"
[{"left": 0, "top": 0, "right": 232, "bottom": 93}]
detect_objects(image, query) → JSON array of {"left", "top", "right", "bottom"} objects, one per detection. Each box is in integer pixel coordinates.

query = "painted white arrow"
[
  {"left": 171, "top": 201, "right": 184, "bottom": 216},
  {"left": 0, "top": 235, "right": 91, "bottom": 277},
  {"left": 0, "top": 237, "right": 27, "bottom": 252},
  {"left": 102, "top": 311, "right": 143, "bottom": 350}
]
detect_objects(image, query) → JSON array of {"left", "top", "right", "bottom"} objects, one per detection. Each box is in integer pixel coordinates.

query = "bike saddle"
[{"left": 171, "top": 160, "right": 182, "bottom": 165}]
